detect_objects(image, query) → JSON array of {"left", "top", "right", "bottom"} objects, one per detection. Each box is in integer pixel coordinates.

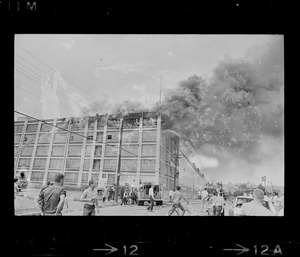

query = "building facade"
[{"left": 14, "top": 112, "right": 179, "bottom": 197}]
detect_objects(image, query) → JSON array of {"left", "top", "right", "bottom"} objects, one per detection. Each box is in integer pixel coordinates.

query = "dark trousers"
[
  {"left": 83, "top": 204, "right": 95, "bottom": 216},
  {"left": 147, "top": 196, "right": 154, "bottom": 211}
]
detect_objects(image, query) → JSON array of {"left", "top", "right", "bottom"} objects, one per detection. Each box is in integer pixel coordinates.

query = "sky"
[{"left": 14, "top": 34, "right": 284, "bottom": 186}]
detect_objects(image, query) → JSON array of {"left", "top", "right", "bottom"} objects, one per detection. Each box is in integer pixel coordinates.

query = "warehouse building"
[{"left": 14, "top": 112, "right": 180, "bottom": 198}]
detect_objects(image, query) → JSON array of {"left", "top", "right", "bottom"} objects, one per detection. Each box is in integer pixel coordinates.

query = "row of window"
[
  {"left": 30, "top": 171, "right": 122, "bottom": 185},
  {"left": 14, "top": 130, "right": 157, "bottom": 144},
  {"left": 16, "top": 158, "right": 156, "bottom": 171},
  {"left": 14, "top": 144, "right": 157, "bottom": 157}
]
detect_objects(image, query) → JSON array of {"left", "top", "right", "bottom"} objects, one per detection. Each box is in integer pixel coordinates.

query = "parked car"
[{"left": 228, "top": 196, "right": 275, "bottom": 216}]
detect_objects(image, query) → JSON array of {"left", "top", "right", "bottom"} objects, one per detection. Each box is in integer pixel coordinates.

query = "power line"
[
  {"left": 15, "top": 60, "right": 104, "bottom": 116},
  {"left": 16, "top": 44, "right": 102, "bottom": 106}
]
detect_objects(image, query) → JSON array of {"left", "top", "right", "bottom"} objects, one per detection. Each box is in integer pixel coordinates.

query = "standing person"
[
  {"left": 80, "top": 180, "right": 99, "bottom": 216},
  {"left": 168, "top": 186, "right": 189, "bottom": 216},
  {"left": 120, "top": 186, "right": 125, "bottom": 203},
  {"left": 272, "top": 192, "right": 281, "bottom": 214},
  {"left": 34, "top": 173, "right": 66, "bottom": 216},
  {"left": 169, "top": 189, "right": 174, "bottom": 203},
  {"left": 201, "top": 188, "right": 209, "bottom": 211},
  {"left": 147, "top": 185, "right": 155, "bottom": 212},
  {"left": 121, "top": 190, "right": 128, "bottom": 206},
  {"left": 209, "top": 192, "right": 217, "bottom": 216},
  {"left": 278, "top": 196, "right": 284, "bottom": 216},
  {"left": 215, "top": 192, "right": 225, "bottom": 216},
  {"left": 240, "top": 189, "right": 276, "bottom": 216},
  {"left": 107, "top": 186, "right": 112, "bottom": 201}
]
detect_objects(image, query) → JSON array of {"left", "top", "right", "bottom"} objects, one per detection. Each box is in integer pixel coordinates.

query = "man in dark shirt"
[{"left": 35, "top": 173, "right": 66, "bottom": 216}]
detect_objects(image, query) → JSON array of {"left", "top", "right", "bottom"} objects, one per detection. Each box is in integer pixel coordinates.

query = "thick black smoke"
[{"left": 157, "top": 37, "right": 284, "bottom": 164}]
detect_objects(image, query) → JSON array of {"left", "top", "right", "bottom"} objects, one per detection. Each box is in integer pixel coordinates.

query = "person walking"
[
  {"left": 272, "top": 192, "right": 281, "bottom": 214},
  {"left": 209, "top": 192, "right": 217, "bottom": 216},
  {"left": 34, "top": 173, "right": 66, "bottom": 216},
  {"left": 241, "top": 188, "right": 276, "bottom": 216},
  {"left": 169, "top": 189, "right": 174, "bottom": 203},
  {"left": 168, "top": 186, "right": 189, "bottom": 216},
  {"left": 80, "top": 180, "right": 99, "bottom": 216},
  {"left": 200, "top": 188, "right": 209, "bottom": 211},
  {"left": 215, "top": 192, "right": 225, "bottom": 216},
  {"left": 147, "top": 185, "right": 155, "bottom": 212},
  {"left": 121, "top": 190, "right": 128, "bottom": 206}
]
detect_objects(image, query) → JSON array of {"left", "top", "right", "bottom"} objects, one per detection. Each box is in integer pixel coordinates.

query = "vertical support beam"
[
  {"left": 43, "top": 119, "right": 56, "bottom": 185},
  {"left": 115, "top": 118, "right": 124, "bottom": 202},
  {"left": 101, "top": 118, "right": 108, "bottom": 186},
  {"left": 136, "top": 116, "right": 143, "bottom": 187},
  {"left": 77, "top": 117, "right": 88, "bottom": 187},
  {"left": 28, "top": 120, "right": 39, "bottom": 183},
  {"left": 155, "top": 115, "right": 161, "bottom": 185}
]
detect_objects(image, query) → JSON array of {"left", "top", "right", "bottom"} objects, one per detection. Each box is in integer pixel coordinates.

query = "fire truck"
[{"left": 137, "top": 182, "right": 163, "bottom": 206}]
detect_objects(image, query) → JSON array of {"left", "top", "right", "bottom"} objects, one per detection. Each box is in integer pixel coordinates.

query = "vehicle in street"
[
  {"left": 228, "top": 196, "right": 275, "bottom": 216},
  {"left": 137, "top": 183, "right": 163, "bottom": 206}
]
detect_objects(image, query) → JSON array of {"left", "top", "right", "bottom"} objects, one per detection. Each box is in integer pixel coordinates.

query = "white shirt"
[
  {"left": 149, "top": 188, "right": 154, "bottom": 197},
  {"left": 201, "top": 190, "right": 208, "bottom": 199},
  {"left": 169, "top": 190, "right": 174, "bottom": 197}
]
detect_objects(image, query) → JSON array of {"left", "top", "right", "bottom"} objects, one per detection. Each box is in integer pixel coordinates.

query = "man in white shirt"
[
  {"left": 215, "top": 193, "right": 225, "bottom": 216},
  {"left": 80, "top": 180, "right": 99, "bottom": 216},
  {"left": 147, "top": 185, "right": 155, "bottom": 212},
  {"left": 241, "top": 189, "right": 276, "bottom": 216},
  {"left": 169, "top": 189, "right": 174, "bottom": 202},
  {"left": 201, "top": 189, "right": 209, "bottom": 211}
]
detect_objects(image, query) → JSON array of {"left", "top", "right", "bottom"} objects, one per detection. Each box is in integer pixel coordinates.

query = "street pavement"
[{"left": 15, "top": 188, "right": 232, "bottom": 216}]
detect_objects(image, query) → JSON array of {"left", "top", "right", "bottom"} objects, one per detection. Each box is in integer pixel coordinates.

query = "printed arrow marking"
[
  {"left": 93, "top": 244, "right": 118, "bottom": 255},
  {"left": 223, "top": 244, "right": 249, "bottom": 255}
]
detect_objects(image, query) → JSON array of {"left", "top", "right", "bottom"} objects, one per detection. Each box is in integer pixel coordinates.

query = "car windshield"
[{"left": 235, "top": 198, "right": 253, "bottom": 207}]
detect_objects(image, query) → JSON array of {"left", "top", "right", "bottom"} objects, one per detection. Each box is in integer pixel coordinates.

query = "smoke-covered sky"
[{"left": 14, "top": 34, "right": 284, "bottom": 186}]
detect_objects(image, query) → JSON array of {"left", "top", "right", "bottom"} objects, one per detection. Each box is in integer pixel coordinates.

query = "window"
[
  {"left": 36, "top": 146, "right": 49, "bottom": 156},
  {"left": 141, "top": 159, "right": 156, "bottom": 171},
  {"left": 23, "top": 134, "right": 36, "bottom": 144},
  {"left": 47, "top": 172, "right": 59, "bottom": 182},
  {"left": 123, "top": 130, "right": 139, "bottom": 142},
  {"left": 65, "top": 158, "right": 80, "bottom": 170},
  {"left": 107, "top": 174, "right": 116, "bottom": 185},
  {"left": 30, "top": 171, "right": 44, "bottom": 182},
  {"left": 40, "top": 123, "right": 52, "bottom": 132},
  {"left": 49, "top": 159, "right": 63, "bottom": 170},
  {"left": 14, "top": 134, "right": 22, "bottom": 144},
  {"left": 105, "top": 145, "right": 118, "bottom": 157},
  {"left": 53, "top": 133, "right": 67, "bottom": 143},
  {"left": 142, "top": 144, "right": 156, "bottom": 156},
  {"left": 87, "top": 132, "right": 94, "bottom": 142},
  {"left": 83, "top": 159, "right": 90, "bottom": 171},
  {"left": 51, "top": 145, "right": 65, "bottom": 156},
  {"left": 33, "top": 158, "right": 47, "bottom": 169},
  {"left": 102, "top": 174, "right": 107, "bottom": 178},
  {"left": 38, "top": 133, "right": 51, "bottom": 143},
  {"left": 121, "top": 159, "right": 137, "bottom": 171},
  {"left": 26, "top": 124, "right": 38, "bottom": 132},
  {"left": 88, "top": 119, "right": 95, "bottom": 130},
  {"left": 18, "top": 158, "right": 31, "bottom": 168},
  {"left": 142, "top": 130, "right": 156, "bottom": 141},
  {"left": 93, "top": 159, "right": 101, "bottom": 170},
  {"left": 121, "top": 145, "right": 138, "bottom": 157},
  {"left": 64, "top": 172, "right": 79, "bottom": 184},
  {"left": 69, "top": 133, "right": 84, "bottom": 143},
  {"left": 81, "top": 173, "right": 89, "bottom": 185},
  {"left": 143, "top": 118, "right": 157, "bottom": 127},
  {"left": 68, "top": 145, "right": 82, "bottom": 156},
  {"left": 96, "top": 132, "right": 103, "bottom": 142},
  {"left": 104, "top": 159, "right": 117, "bottom": 171},
  {"left": 14, "top": 124, "right": 24, "bottom": 133},
  {"left": 94, "top": 145, "right": 102, "bottom": 157},
  {"left": 106, "top": 131, "right": 119, "bottom": 142},
  {"left": 20, "top": 146, "right": 34, "bottom": 156},
  {"left": 70, "top": 119, "right": 85, "bottom": 131},
  {"left": 85, "top": 145, "right": 92, "bottom": 156},
  {"left": 91, "top": 173, "right": 99, "bottom": 183}
]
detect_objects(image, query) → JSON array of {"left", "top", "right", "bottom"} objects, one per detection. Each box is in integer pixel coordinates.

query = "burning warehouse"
[{"left": 14, "top": 112, "right": 181, "bottom": 200}]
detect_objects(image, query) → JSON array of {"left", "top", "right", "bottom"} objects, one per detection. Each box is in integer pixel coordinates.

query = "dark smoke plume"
[{"left": 156, "top": 37, "right": 284, "bottom": 164}]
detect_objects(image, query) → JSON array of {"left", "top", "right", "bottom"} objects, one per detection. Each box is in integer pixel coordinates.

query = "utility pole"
[
  {"left": 115, "top": 118, "right": 124, "bottom": 203},
  {"left": 193, "top": 171, "right": 194, "bottom": 196}
]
